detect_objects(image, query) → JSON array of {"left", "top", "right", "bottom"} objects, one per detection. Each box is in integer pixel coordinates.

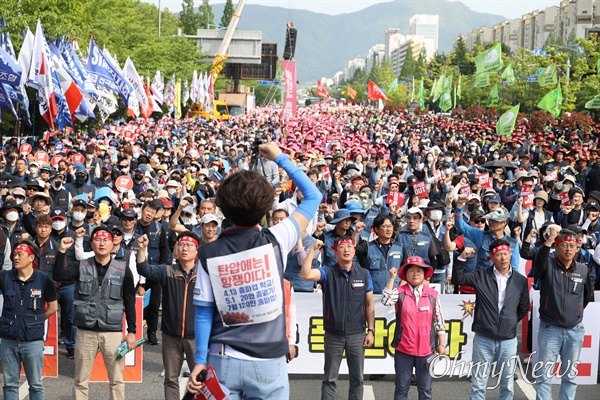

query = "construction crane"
[{"left": 210, "top": 0, "right": 246, "bottom": 83}]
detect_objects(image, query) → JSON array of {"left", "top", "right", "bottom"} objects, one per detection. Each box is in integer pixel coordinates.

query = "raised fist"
[{"left": 60, "top": 237, "right": 75, "bottom": 252}]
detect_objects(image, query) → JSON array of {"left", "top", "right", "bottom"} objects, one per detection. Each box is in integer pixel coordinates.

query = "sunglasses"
[
  {"left": 112, "top": 231, "right": 123, "bottom": 237},
  {"left": 474, "top": 219, "right": 486, "bottom": 224},
  {"left": 120, "top": 217, "right": 136, "bottom": 222}
]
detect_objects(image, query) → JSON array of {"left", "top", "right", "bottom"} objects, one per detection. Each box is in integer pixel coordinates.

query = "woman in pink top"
[{"left": 382, "top": 256, "right": 447, "bottom": 400}]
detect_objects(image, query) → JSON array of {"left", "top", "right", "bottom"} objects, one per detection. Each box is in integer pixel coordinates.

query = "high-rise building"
[
  {"left": 409, "top": 14, "right": 439, "bottom": 58},
  {"left": 366, "top": 44, "right": 385, "bottom": 73}
]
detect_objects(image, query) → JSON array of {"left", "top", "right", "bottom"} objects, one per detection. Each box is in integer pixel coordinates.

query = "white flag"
[
  {"left": 28, "top": 20, "right": 57, "bottom": 129},
  {"left": 18, "top": 28, "right": 35, "bottom": 83},
  {"left": 151, "top": 70, "right": 164, "bottom": 105},
  {"left": 123, "top": 57, "right": 149, "bottom": 118},
  {"left": 164, "top": 75, "right": 176, "bottom": 105},
  {"left": 191, "top": 70, "right": 198, "bottom": 103},
  {"left": 183, "top": 80, "right": 190, "bottom": 105}
]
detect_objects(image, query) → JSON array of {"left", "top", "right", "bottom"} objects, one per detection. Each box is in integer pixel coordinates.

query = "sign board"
[{"left": 194, "top": 30, "right": 262, "bottom": 64}]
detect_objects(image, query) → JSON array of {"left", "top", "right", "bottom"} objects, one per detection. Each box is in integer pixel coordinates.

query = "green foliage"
[
  {"left": 199, "top": 0, "right": 215, "bottom": 29},
  {"left": 220, "top": 0, "right": 235, "bottom": 28},
  {"left": 451, "top": 36, "right": 474, "bottom": 75},
  {"left": 180, "top": 0, "right": 200, "bottom": 35}
]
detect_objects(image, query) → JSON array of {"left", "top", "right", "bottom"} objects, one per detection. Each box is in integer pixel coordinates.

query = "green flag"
[
  {"left": 487, "top": 83, "right": 500, "bottom": 107},
  {"left": 537, "top": 84, "right": 562, "bottom": 117},
  {"left": 474, "top": 73, "right": 490, "bottom": 88},
  {"left": 432, "top": 74, "right": 445, "bottom": 102},
  {"left": 440, "top": 92, "right": 452, "bottom": 112},
  {"left": 457, "top": 75, "right": 462, "bottom": 99},
  {"left": 442, "top": 74, "right": 453, "bottom": 94},
  {"left": 453, "top": 86, "right": 457, "bottom": 108},
  {"left": 538, "top": 64, "right": 558, "bottom": 87},
  {"left": 474, "top": 43, "right": 504, "bottom": 75},
  {"left": 597, "top": 55, "right": 600, "bottom": 75},
  {"left": 501, "top": 64, "right": 515, "bottom": 86},
  {"left": 496, "top": 104, "right": 520, "bottom": 137},
  {"left": 387, "top": 78, "right": 398, "bottom": 94},
  {"left": 585, "top": 94, "right": 600, "bottom": 109},
  {"left": 411, "top": 76, "right": 415, "bottom": 102},
  {"left": 418, "top": 78, "right": 425, "bottom": 109}
]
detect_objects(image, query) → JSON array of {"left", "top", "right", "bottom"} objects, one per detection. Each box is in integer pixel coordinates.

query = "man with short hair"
[
  {"left": 534, "top": 227, "right": 593, "bottom": 400},
  {"left": 54, "top": 227, "right": 137, "bottom": 400},
  {"left": 0, "top": 240, "right": 58, "bottom": 400},
  {"left": 453, "top": 240, "right": 529, "bottom": 400},
  {"left": 301, "top": 236, "right": 375, "bottom": 400},
  {"left": 136, "top": 231, "right": 200, "bottom": 400}
]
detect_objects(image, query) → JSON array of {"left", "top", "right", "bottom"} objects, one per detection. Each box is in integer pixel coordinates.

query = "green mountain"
[{"left": 209, "top": 1, "right": 505, "bottom": 82}]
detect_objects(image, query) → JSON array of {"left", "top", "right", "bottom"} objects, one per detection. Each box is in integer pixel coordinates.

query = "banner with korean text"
[{"left": 280, "top": 60, "right": 297, "bottom": 120}]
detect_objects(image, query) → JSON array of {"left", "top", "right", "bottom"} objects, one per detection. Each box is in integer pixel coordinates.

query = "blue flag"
[
  {"left": 86, "top": 39, "right": 132, "bottom": 102},
  {"left": 0, "top": 83, "right": 17, "bottom": 118},
  {"left": 3, "top": 33, "right": 31, "bottom": 126},
  {"left": 57, "top": 37, "right": 95, "bottom": 94},
  {"left": 0, "top": 46, "right": 22, "bottom": 86}
]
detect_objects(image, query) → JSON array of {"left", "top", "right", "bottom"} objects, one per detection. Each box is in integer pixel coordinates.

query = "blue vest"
[
  {"left": 322, "top": 264, "right": 370, "bottom": 335},
  {"left": 396, "top": 228, "right": 432, "bottom": 265},
  {"left": 284, "top": 234, "right": 318, "bottom": 292},
  {"left": 0, "top": 270, "right": 48, "bottom": 341},
  {"left": 366, "top": 241, "right": 404, "bottom": 294},
  {"left": 198, "top": 227, "right": 288, "bottom": 359},
  {"left": 360, "top": 207, "right": 380, "bottom": 241},
  {"left": 456, "top": 236, "right": 478, "bottom": 274},
  {"left": 135, "top": 221, "right": 162, "bottom": 264},
  {"left": 476, "top": 232, "right": 518, "bottom": 269}
]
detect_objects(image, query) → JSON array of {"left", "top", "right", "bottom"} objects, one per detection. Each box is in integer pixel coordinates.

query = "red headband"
[
  {"left": 490, "top": 245, "right": 511, "bottom": 256},
  {"left": 15, "top": 244, "right": 35, "bottom": 257},
  {"left": 331, "top": 238, "right": 355, "bottom": 250},
  {"left": 179, "top": 235, "right": 199, "bottom": 247},
  {"left": 555, "top": 236, "right": 579, "bottom": 245},
  {"left": 92, "top": 230, "right": 113, "bottom": 241}
]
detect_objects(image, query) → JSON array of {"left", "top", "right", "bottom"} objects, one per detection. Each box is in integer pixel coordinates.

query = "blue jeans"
[
  {"left": 58, "top": 283, "right": 77, "bottom": 350},
  {"left": 394, "top": 350, "right": 432, "bottom": 400},
  {"left": 2, "top": 338, "right": 45, "bottom": 400},
  {"left": 207, "top": 353, "right": 288, "bottom": 400},
  {"left": 535, "top": 321, "right": 585, "bottom": 400},
  {"left": 470, "top": 333, "right": 517, "bottom": 400}
]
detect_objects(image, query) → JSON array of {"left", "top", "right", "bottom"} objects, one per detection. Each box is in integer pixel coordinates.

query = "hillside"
[{"left": 209, "top": 0, "right": 505, "bottom": 81}]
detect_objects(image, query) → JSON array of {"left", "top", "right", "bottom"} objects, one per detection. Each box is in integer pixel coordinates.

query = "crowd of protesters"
[{"left": 0, "top": 104, "right": 597, "bottom": 399}]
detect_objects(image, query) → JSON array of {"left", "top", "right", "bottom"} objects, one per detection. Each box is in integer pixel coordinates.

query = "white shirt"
[{"left": 493, "top": 267, "right": 512, "bottom": 312}]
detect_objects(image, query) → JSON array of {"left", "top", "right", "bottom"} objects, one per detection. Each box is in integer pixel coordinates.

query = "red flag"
[
  {"left": 368, "top": 80, "right": 389, "bottom": 101},
  {"left": 347, "top": 85, "right": 357, "bottom": 100},
  {"left": 317, "top": 80, "right": 330, "bottom": 98}
]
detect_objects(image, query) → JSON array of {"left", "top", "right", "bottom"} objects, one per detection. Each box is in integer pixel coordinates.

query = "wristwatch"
[{"left": 367, "top": 328, "right": 375, "bottom": 334}]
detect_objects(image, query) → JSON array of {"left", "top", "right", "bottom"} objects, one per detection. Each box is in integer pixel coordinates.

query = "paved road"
[{"left": 2, "top": 327, "right": 599, "bottom": 399}]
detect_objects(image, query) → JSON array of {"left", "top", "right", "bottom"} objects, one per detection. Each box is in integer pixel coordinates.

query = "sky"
[{"left": 148, "top": 0, "right": 561, "bottom": 20}]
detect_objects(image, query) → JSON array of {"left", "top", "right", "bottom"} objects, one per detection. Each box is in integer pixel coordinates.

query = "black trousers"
[{"left": 144, "top": 279, "right": 162, "bottom": 334}]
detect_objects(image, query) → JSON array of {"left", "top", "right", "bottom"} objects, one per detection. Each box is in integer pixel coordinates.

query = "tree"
[
  {"left": 399, "top": 44, "right": 417, "bottom": 79},
  {"left": 199, "top": 0, "right": 215, "bottom": 29},
  {"left": 180, "top": 0, "right": 200, "bottom": 35},
  {"left": 452, "top": 36, "right": 474, "bottom": 75},
  {"left": 220, "top": 0, "right": 235, "bottom": 28}
]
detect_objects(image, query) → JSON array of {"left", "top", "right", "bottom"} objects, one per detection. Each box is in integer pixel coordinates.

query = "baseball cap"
[
  {"left": 406, "top": 207, "right": 424, "bottom": 217},
  {"left": 201, "top": 214, "right": 219, "bottom": 225},
  {"left": 484, "top": 207, "right": 509, "bottom": 222},
  {"left": 50, "top": 209, "right": 68, "bottom": 220},
  {"left": 488, "top": 194, "right": 501, "bottom": 204},
  {"left": 120, "top": 208, "right": 137, "bottom": 219}
]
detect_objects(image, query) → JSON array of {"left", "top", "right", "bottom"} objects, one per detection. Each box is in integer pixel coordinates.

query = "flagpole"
[{"left": 158, "top": 0, "right": 162, "bottom": 38}]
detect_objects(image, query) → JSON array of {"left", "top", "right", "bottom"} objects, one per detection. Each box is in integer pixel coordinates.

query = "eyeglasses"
[
  {"left": 379, "top": 224, "right": 394, "bottom": 229},
  {"left": 335, "top": 245, "right": 354, "bottom": 250},
  {"left": 93, "top": 238, "right": 112, "bottom": 243},
  {"left": 558, "top": 243, "right": 578, "bottom": 249},
  {"left": 177, "top": 242, "right": 196, "bottom": 248}
]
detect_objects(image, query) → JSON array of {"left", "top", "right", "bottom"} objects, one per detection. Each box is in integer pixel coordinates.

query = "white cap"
[
  {"left": 201, "top": 214, "right": 219, "bottom": 225},
  {"left": 406, "top": 207, "right": 424, "bottom": 217},
  {"left": 467, "top": 194, "right": 481, "bottom": 202}
]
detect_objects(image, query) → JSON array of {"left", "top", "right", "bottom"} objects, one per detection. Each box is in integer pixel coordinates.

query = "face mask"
[
  {"left": 429, "top": 210, "right": 443, "bottom": 221},
  {"left": 417, "top": 163, "right": 424, "bottom": 170},
  {"left": 183, "top": 204, "right": 195, "bottom": 214},
  {"left": 73, "top": 211, "right": 86, "bottom": 222},
  {"left": 75, "top": 175, "right": 86, "bottom": 185},
  {"left": 5, "top": 211, "right": 18, "bottom": 222},
  {"left": 53, "top": 180, "right": 62, "bottom": 190},
  {"left": 493, "top": 154, "right": 500, "bottom": 160},
  {"left": 444, "top": 168, "right": 452, "bottom": 175},
  {"left": 29, "top": 168, "right": 38, "bottom": 175},
  {"left": 121, "top": 167, "right": 129, "bottom": 173},
  {"left": 426, "top": 156, "right": 434, "bottom": 163},
  {"left": 102, "top": 170, "right": 110, "bottom": 178},
  {"left": 144, "top": 177, "right": 151, "bottom": 183},
  {"left": 15, "top": 198, "right": 24, "bottom": 205},
  {"left": 135, "top": 174, "right": 143, "bottom": 181},
  {"left": 401, "top": 163, "right": 408, "bottom": 169},
  {"left": 52, "top": 220, "right": 66, "bottom": 231},
  {"left": 167, "top": 188, "right": 177, "bottom": 196},
  {"left": 86, "top": 211, "right": 95, "bottom": 219},
  {"left": 444, "top": 157, "right": 452, "bottom": 163}
]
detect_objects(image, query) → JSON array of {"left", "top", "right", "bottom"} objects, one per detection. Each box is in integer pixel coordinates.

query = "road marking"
[
  {"left": 180, "top": 376, "right": 188, "bottom": 398},
  {"left": 515, "top": 368, "right": 536, "bottom": 400},
  {"left": 363, "top": 384, "right": 375, "bottom": 400}
]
